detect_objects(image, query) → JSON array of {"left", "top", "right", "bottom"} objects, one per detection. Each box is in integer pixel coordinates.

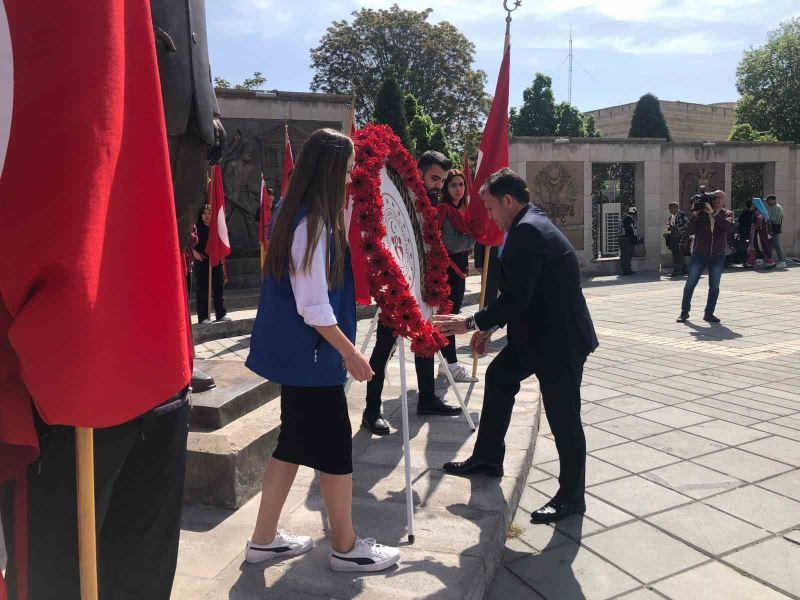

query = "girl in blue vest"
[{"left": 244, "top": 128, "right": 400, "bottom": 572}]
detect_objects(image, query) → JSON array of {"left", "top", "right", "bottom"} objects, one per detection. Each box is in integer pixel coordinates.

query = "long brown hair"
[
  {"left": 265, "top": 128, "right": 354, "bottom": 287},
  {"left": 441, "top": 169, "right": 468, "bottom": 209}
]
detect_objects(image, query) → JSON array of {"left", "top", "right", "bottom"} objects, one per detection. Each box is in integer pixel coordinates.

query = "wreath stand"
[{"left": 345, "top": 310, "right": 476, "bottom": 543}]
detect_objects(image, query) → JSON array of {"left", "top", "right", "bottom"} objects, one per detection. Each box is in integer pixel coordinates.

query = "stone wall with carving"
[
  {"left": 526, "top": 161, "right": 585, "bottom": 251},
  {"left": 678, "top": 162, "right": 726, "bottom": 212}
]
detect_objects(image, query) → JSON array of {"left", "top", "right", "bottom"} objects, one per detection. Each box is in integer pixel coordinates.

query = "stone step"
[
  {"left": 190, "top": 359, "right": 279, "bottom": 430},
  {"left": 189, "top": 287, "right": 261, "bottom": 312}
]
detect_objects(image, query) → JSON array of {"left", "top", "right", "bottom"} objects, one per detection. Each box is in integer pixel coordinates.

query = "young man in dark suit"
[{"left": 434, "top": 168, "right": 598, "bottom": 524}]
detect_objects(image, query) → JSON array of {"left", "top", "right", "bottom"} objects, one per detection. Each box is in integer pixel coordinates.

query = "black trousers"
[
  {"left": 0, "top": 402, "right": 189, "bottom": 600},
  {"left": 618, "top": 237, "right": 634, "bottom": 274},
  {"left": 365, "top": 323, "right": 435, "bottom": 419},
  {"left": 473, "top": 346, "right": 586, "bottom": 502},
  {"left": 669, "top": 236, "right": 687, "bottom": 275},
  {"left": 442, "top": 252, "right": 469, "bottom": 364},
  {"left": 194, "top": 260, "right": 226, "bottom": 322}
]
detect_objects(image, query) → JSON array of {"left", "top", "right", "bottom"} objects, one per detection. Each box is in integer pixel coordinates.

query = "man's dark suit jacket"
[
  {"left": 474, "top": 204, "right": 599, "bottom": 366},
  {"left": 151, "top": 0, "right": 219, "bottom": 145}
]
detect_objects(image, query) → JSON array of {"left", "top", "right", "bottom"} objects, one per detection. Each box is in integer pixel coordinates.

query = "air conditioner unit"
[{"left": 602, "top": 202, "right": 621, "bottom": 256}]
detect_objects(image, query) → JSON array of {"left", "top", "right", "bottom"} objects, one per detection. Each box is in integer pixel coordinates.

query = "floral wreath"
[{"left": 349, "top": 124, "right": 451, "bottom": 357}]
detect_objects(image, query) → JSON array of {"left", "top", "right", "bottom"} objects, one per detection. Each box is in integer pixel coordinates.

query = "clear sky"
[{"left": 206, "top": 0, "right": 799, "bottom": 114}]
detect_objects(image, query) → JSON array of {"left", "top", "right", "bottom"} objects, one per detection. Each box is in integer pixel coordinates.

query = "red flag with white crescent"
[
  {"left": 207, "top": 165, "right": 231, "bottom": 267},
  {"left": 466, "top": 41, "right": 510, "bottom": 247},
  {"left": 281, "top": 124, "right": 294, "bottom": 198}
]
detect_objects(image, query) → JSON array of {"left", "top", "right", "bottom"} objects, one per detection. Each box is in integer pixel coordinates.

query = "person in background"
[
  {"left": 437, "top": 169, "right": 479, "bottom": 383},
  {"left": 665, "top": 202, "right": 689, "bottom": 277},
  {"left": 194, "top": 204, "right": 230, "bottom": 324},
  {"left": 618, "top": 207, "right": 640, "bottom": 276},
  {"left": 245, "top": 128, "right": 400, "bottom": 572},
  {"left": 766, "top": 195, "right": 786, "bottom": 268},
  {"left": 747, "top": 198, "right": 776, "bottom": 270},
  {"left": 678, "top": 191, "right": 734, "bottom": 323},
  {"left": 738, "top": 199, "right": 755, "bottom": 245}
]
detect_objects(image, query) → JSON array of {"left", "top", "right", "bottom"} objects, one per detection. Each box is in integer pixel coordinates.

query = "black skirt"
[{"left": 271, "top": 384, "right": 353, "bottom": 475}]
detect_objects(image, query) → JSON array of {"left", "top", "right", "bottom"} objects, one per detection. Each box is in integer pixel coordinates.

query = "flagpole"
[
  {"left": 76, "top": 427, "right": 98, "bottom": 600},
  {"left": 208, "top": 167, "right": 214, "bottom": 318}
]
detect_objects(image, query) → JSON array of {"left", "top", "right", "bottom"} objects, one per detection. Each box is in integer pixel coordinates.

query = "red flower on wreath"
[{"left": 350, "top": 124, "right": 451, "bottom": 356}]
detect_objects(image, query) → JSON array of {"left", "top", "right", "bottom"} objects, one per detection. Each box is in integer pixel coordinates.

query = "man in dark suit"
[
  {"left": 434, "top": 168, "right": 598, "bottom": 525},
  {"left": 151, "top": 0, "right": 225, "bottom": 392}
]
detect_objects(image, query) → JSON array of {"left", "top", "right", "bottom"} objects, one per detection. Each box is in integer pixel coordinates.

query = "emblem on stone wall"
[{"left": 531, "top": 162, "right": 579, "bottom": 224}]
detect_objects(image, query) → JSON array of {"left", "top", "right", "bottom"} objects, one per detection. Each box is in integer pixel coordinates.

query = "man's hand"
[
  {"left": 704, "top": 202, "right": 714, "bottom": 215},
  {"left": 207, "top": 118, "right": 227, "bottom": 164},
  {"left": 470, "top": 331, "right": 492, "bottom": 357},
  {"left": 432, "top": 314, "right": 469, "bottom": 336}
]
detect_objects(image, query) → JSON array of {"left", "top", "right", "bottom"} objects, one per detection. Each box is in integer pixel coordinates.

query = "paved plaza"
[{"left": 489, "top": 265, "right": 800, "bottom": 600}]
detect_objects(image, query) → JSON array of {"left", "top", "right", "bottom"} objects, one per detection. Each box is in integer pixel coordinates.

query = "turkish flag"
[
  {"left": 258, "top": 177, "right": 271, "bottom": 255},
  {"left": 0, "top": 0, "right": 192, "bottom": 487},
  {"left": 207, "top": 164, "right": 231, "bottom": 267},
  {"left": 281, "top": 125, "right": 294, "bottom": 198},
  {"left": 466, "top": 42, "right": 510, "bottom": 247}
]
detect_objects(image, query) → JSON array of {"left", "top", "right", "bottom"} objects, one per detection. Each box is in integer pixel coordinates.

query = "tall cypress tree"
[
  {"left": 628, "top": 93, "right": 671, "bottom": 140},
  {"left": 373, "top": 77, "right": 410, "bottom": 148}
]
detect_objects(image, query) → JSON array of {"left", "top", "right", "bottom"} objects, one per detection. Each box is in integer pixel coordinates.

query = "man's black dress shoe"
[
  {"left": 703, "top": 313, "right": 721, "bottom": 323},
  {"left": 191, "top": 368, "right": 216, "bottom": 393},
  {"left": 417, "top": 396, "right": 461, "bottom": 416},
  {"left": 676, "top": 311, "right": 690, "bottom": 323},
  {"left": 361, "top": 414, "right": 390, "bottom": 436},
  {"left": 443, "top": 456, "right": 503, "bottom": 477},
  {"left": 530, "top": 497, "right": 586, "bottom": 524}
]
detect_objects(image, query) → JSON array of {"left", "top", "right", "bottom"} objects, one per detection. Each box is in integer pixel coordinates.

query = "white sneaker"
[
  {"left": 200, "top": 319, "right": 212, "bottom": 325},
  {"left": 448, "top": 363, "right": 479, "bottom": 383},
  {"left": 777, "top": 261, "right": 787, "bottom": 268},
  {"left": 245, "top": 530, "right": 313, "bottom": 564},
  {"left": 329, "top": 536, "right": 400, "bottom": 572},
  {"left": 216, "top": 315, "right": 232, "bottom": 322}
]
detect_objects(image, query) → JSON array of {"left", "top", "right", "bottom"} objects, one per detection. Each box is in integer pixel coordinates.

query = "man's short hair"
[
  {"left": 417, "top": 150, "right": 452, "bottom": 173},
  {"left": 766, "top": 194, "right": 777, "bottom": 201},
  {"left": 484, "top": 168, "right": 530, "bottom": 204},
  {"left": 668, "top": 201, "right": 679, "bottom": 209}
]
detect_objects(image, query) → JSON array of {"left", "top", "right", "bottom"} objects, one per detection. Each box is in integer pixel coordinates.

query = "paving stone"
[
  {"left": 646, "top": 502, "right": 769, "bottom": 555},
  {"left": 642, "top": 461, "right": 743, "bottom": 499},
  {"left": 738, "top": 436, "right": 800, "bottom": 467},
  {"left": 580, "top": 403, "right": 628, "bottom": 425},
  {"left": 639, "top": 430, "right": 727, "bottom": 459},
  {"left": 592, "top": 415, "right": 673, "bottom": 441},
  {"left": 505, "top": 540, "right": 640, "bottom": 600},
  {"left": 684, "top": 420, "right": 770, "bottom": 446},
  {"left": 693, "top": 448, "right": 794, "bottom": 482},
  {"left": 582, "top": 521, "right": 707, "bottom": 583},
  {"left": 724, "top": 537, "right": 800, "bottom": 598},
  {"left": 588, "top": 475, "right": 691, "bottom": 517},
  {"left": 581, "top": 385, "right": 625, "bottom": 402},
  {"left": 654, "top": 560, "right": 791, "bottom": 600},
  {"left": 614, "top": 589, "right": 664, "bottom": 600},
  {"left": 638, "top": 405, "right": 715, "bottom": 428},
  {"left": 485, "top": 567, "right": 541, "bottom": 600},
  {"left": 583, "top": 494, "right": 635, "bottom": 528},
  {"left": 596, "top": 396, "right": 666, "bottom": 414},
  {"left": 537, "top": 455, "right": 628, "bottom": 487},
  {"left": 758, "top": 471, "right": 800, "bottom": 501},
  {"left": 752, "top": 422, "right": 800, "bottom": 442},
  {"left": 706, "top": 485, "right": 800, "bottom": 532},
  {"left": 591, "top": 442, "right": 680, "bottom": 473}
]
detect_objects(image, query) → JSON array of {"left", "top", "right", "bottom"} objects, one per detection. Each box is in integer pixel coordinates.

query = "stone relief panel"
[
  {"left": 526, "top": 161, "right": 585, "bottom": 251},
  {"left": 678, "top": 162, "right": 725, "bottom": 212}
]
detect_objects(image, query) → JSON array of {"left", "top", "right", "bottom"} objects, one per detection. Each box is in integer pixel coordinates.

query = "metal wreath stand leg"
[{"left": 344, "top": 310, "right": 475, "bottom": 543}]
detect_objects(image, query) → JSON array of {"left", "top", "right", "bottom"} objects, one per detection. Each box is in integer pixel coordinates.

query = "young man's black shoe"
[
  {"left": 703, "top": 313, "right": 721, "bottom": 323},
  {"left": 361, "top": 414, "right": 390, "bottom": 436},
  {"left": 442, "top": 456, "right": 503, "bottom": 477},
  {"left": 676, "top": 311, "right": 690, "bottom": 322},
  {"left": 417, "top": 396, "right": 461, "bottom": 416},
  {"left": 530, "top": 497, "right": 586, "bottom": 524}
]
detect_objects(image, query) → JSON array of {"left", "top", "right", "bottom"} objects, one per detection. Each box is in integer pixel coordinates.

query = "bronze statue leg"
[{"left": 168, "top": 130, "right": 209, "bottom": 250}]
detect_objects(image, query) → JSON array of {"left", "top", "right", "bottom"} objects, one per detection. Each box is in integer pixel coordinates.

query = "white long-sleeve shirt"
[{"left": 289, "top": 217, "right": 337, "bottom": 327}]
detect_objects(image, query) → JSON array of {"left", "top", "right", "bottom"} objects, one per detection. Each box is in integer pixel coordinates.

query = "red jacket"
[{"left": 688, "top": 209, "right": 733, "bottom": 257}]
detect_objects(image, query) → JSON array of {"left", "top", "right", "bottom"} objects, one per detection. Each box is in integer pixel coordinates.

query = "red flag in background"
[
  {"left": 0, "top": 0, "right": 192, "bottom": 480},
  {"left": 207, "top": 165, "right": 231, "bottom": 267},
  {"left": 281, "top": 122, "right": 294, "bottom": 198},
  {"left": 466, "top": 38, "right": 510, "bottom": 247},
  {"left": 258, "top": 177, "right": 271, "bottom": 246}
]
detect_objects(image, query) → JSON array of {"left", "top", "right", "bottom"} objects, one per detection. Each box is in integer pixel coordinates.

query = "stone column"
[
  {"left": 583, "top": 161, "right": 593, "bottom": 264},
  {"left": 725, "top": 162, "right": 733, "bottom": 201},
  {"left": 643, "top": 158, "right": 662, "bottom": 271}
]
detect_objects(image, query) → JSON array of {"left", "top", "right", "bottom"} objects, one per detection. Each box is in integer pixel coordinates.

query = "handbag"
[{"left": 771, "top": 222, "right": 782, "bottom": 234}]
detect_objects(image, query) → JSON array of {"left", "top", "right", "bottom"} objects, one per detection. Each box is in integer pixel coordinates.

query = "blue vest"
[{"left": 246, "top": 209, "right": 356, "bottom": 387}]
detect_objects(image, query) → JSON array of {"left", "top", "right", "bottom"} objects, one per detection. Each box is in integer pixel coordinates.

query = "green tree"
[
  {"left": 372, "top": 77, "right": 410, "bottom": 148},
  {"left": 728, "top": 123, "right": 777, "bottom": 142},
  {"left": 404, "top": 94, "right": 421, "bottom": 122},
  {"left": 428, "top": 125, "right": 452, "bottom": 157},
  {"left": 555, "top": 102, "right": 586, "bottom": 137},
  {"left": 583, "top": 114, "right": 601, "bottom": 138},
  {"left": 408, "top": 112, "right": 434, "bottom": 155},
  {"left": 510, "top": 74, "right": 557, "bottom": 136},
  {"left": 310, "top": 5, "right": 488, "bottom": 140},
  {"left": 735, "top": 18, "right": 800, "bottom": 142},
  {"left": 628, "top": 93, "right": 671, "bottom": 140},
  {"left": 213, "top": 72, "right": 267, "bottom": 90}
]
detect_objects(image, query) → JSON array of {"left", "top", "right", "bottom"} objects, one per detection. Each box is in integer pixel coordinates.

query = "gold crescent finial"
[{"left": 503, "top": 0, "right": 522, "bottom": 17}]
